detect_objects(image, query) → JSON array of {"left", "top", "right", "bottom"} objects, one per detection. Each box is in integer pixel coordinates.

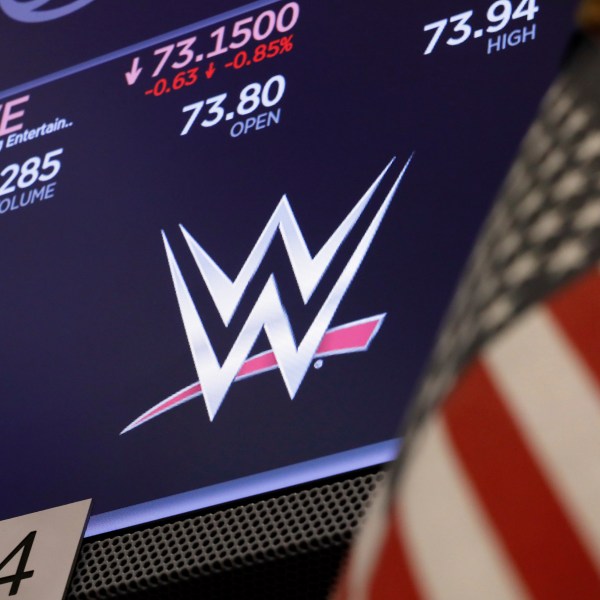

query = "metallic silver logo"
[{"left": 121, "top": 156, "right": 413, "bottom": 432}]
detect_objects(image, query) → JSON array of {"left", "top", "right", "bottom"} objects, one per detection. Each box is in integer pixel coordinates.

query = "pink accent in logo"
[{"left": 121, "top": 314, "right": 385, "bottom": 434}]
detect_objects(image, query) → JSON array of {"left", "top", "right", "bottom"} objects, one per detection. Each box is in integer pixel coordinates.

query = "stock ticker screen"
[{"left": 0, "top": 0, "right": 576, "bottom": 535}]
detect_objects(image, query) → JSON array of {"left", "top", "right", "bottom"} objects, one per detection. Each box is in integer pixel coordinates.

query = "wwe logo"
[{"left": 121, "top": 157, "right": 412, "bottom": 433}]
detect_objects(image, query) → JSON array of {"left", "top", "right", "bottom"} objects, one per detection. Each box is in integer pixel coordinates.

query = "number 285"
[{"left": 0, "top": 148, "right": 63, "bottom": 197}]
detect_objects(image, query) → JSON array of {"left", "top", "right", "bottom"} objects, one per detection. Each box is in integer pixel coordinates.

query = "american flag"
[{"left": 333, "top": 38, "right": 600, "bottom": 599}]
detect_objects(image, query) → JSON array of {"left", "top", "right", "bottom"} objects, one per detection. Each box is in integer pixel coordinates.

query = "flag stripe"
[
  {"left": 399, "top": 416, "right": 528, "bottom": 600},
  {"left": 547, "top": 268, "right": 600, "bottom": 387},
  {"left": 343, "top": 486, "right": 396, "bottom": 600},
  {"left": 332, "top": 567, "right": 351, "bottom": 600},
  {"left": 443, "top": 360, "right": 600, "bottom": 599},
  {"left": 367, "top": 509, "right": 423, "bottom": 600},
  {"left": 485, "top": 305, "right": 600, "bottom": 568}
]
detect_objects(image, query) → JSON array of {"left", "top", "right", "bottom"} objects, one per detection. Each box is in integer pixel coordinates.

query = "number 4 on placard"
[{"left": 0, "top": 532, "right": 36, "bottom": 597}]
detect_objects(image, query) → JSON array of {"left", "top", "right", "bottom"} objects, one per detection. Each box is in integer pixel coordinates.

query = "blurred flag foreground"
[{"left": 332, "top": 35, "right": 600, "bottom": 600}]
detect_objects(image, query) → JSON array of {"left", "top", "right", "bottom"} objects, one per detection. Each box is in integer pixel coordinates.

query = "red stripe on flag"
[
  {"left": 443, "top": 360, "right": 600, "bottom": 599},
  {"left": 367, "top": 508, "right": 423, "bottom": 600},
  {"left": 330, "top": 564, "right": 350, "bottom": 600},
  {"left": 547, "top": 268, "right": 600, "bottom": 388}
]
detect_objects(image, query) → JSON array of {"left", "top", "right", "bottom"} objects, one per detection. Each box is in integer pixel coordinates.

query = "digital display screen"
[{"left": 0, "top": 0, "right": 575, "bottom": 536}]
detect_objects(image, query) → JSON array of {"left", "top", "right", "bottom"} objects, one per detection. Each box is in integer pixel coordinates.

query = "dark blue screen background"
[{"left": 0, "top": 0, "right": 576, "bottom": 530}]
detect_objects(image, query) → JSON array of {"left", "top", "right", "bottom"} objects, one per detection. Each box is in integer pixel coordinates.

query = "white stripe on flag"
[
  {"left": 398, "top": 415, "right": 528, "bottom": 600},
  {"left": 346, "top": 479, "right": 390, "bottom": 600},
  {"left": 485, "top": 306, "right": 600, "bottom": 568}
]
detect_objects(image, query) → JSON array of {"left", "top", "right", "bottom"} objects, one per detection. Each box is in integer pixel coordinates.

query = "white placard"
[{"left": 0, "top": 499, "right": 91, "bottom": 600}]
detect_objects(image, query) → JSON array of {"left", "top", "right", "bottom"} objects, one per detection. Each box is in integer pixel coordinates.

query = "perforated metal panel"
[{"left": 67, "top": 471, "right": 385, "bottom": 599}]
